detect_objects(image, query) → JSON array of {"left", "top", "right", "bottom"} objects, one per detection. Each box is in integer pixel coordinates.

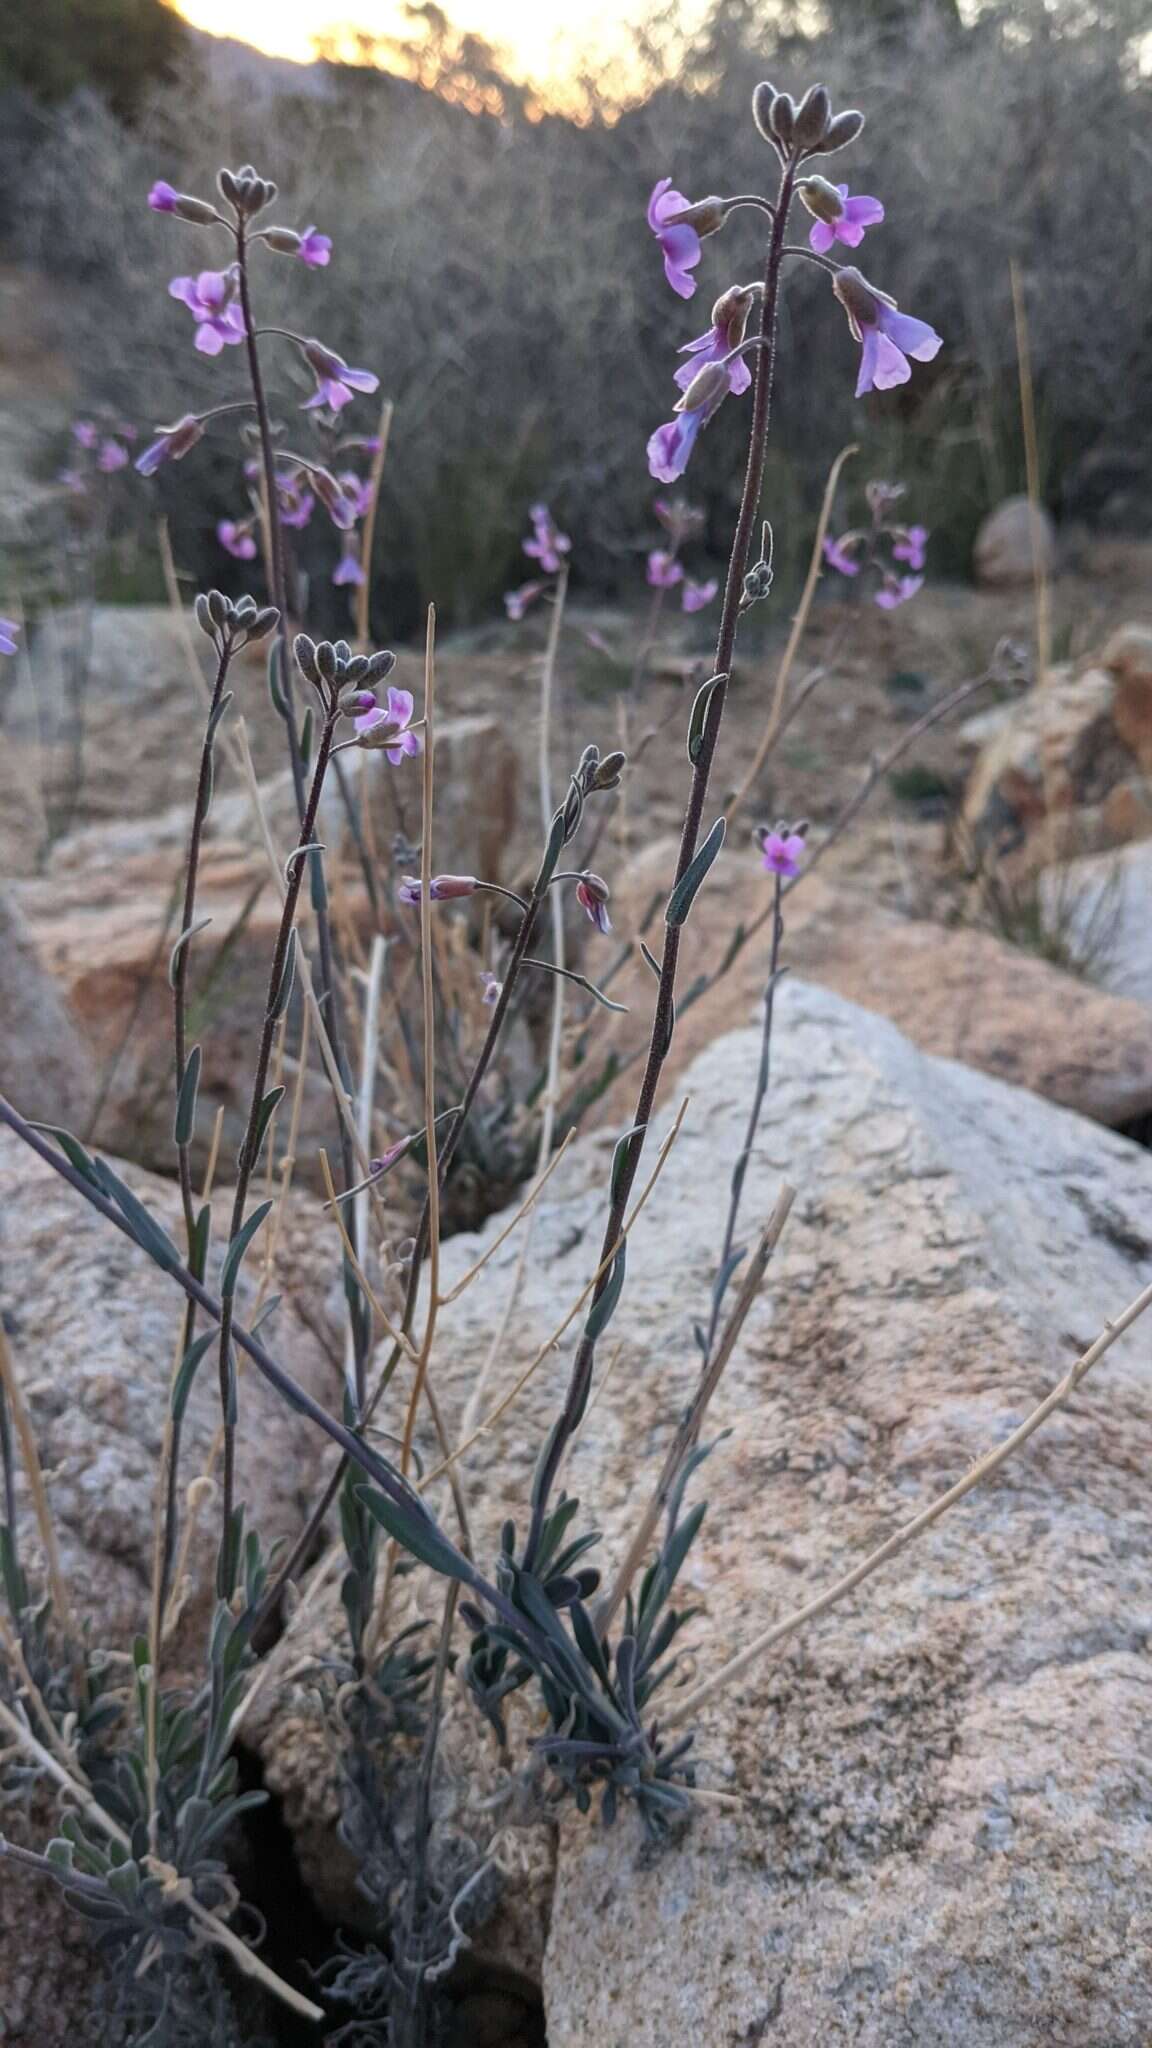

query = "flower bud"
[
  {"left": 364, "top": 649, "right": 398, "bottom": 685},
  {"left": 769, "top": 93, "right": 796, "bottom": 150},
  {"left": 166, "top": 192, "right": 221, "bottom": 225},
  {"left": 340, "top": 688, "right": 377, "bottom": 714},
  {"left": 293, "top": 634, "right": 319, "bottom": 684},
  {"left": 303, "top": 338, "right": 344, "bottom": 380},
  {"left": 797, "top": 175, "right": 845, "bottom": 225},
  {"left": 821, "top": 109, "right": 865, "bottom": 155},
  {"left": 343, "top": 655, "right": 371, "bottom": 684},
  {"left": 591, "top": 749, "right": 627, "bottom": 790},
  {"left": 663, "top": 195, "right": 727, "bottom": 237},
  {"left": 206, "top": 589, "right": 230, "bottom": 629},
  {"left": 233, "top": 595, "right": 258, "bottom": 624},
  {"left": 751, "top": 81, "right": 779, "bottom": 142},
  {"left": 217, "top": 168, "right": 240, "bottom": 204},
  {"left": 315, "top": 641, "right": 338, "bottom": 683},
  {"left": 194, "top": 593, "right": 215, "bottom": 640},
  {"left": 712, "top": 284, "right": 754, "bottom": 349},
  {"left": 428, "top": 874, "right": 479, "bottom": 900},
  {"left": 262, "top": 226, "right": 303, "bottom": 255},
  {"left": 243, "top": 606, "right": 280, "bottom": 643},
  {"left": 675, "top": 361, "right": 731, "bottom": 415},
  {"left": 577, "top": 871, "right": 610, "bottom": 904},
  {"left": 333, "top": 640, "right": 352, "bottom": 667},
  {"left": 793, "top": 84, "right": 831, "bottom": 151}
]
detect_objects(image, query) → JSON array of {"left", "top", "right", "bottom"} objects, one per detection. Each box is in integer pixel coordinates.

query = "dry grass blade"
[
  {"left": 437, "top": 1130, "right": 576, "bottom": 1307},
  {"left": 0, "top": 1321, "right": 74, "bottom": 1649},
  {"left": 667, "top": 1273, "right": 1152, "bottom": 1727}
]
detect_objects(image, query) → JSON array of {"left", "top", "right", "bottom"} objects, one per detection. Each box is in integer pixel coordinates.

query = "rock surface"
[
  {"left": 972, "top": 494, "right": 1056, "bottom": 589},
  {"left": 257, "top": 983, "right": 1152, "bottom": 2043},
  {"left": 960, "top": 620, "right": 1152, "bottom": 863},
  {"left": 11, "top": 714, "right": 517, "bottom": 1181},
  {"left": 591, "top": 833, "right": 1152, "bottom": 1131},
  {"left": 0, "top": 1125, "right": 341, "bottom": 1652},
  {"left": 0, "top": 889, "right": 97, "bottom": 1131},
  {"left": 1039, "top": 836, "right": 1152, "bottom": 1008},
  {"left": 442, "top": 986, "right": 1152, "bottom": 2045}
]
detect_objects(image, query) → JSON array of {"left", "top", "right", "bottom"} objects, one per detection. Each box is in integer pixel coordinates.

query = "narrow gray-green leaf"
[
  {"left": 300, "top": 704, "right": 314, "bottom": 771},
  {"left": 270, "top": 929, "right": 297, "bottom": 1020},
  {"left": 251, "top": 1084, "right": 285, "bottom": 1164},
  {"left": 205, "top": 689, "right": 233, "bottom": 747},
  {"left": 97, "top": 1163, "right": 182, "bottom": 1273},
  {"left": 522, "top": 956, "right": 627, "bottom": 1013},
  {"left": 665, "top": 817, "right": 726, "bottom": 929},
  {"left": 266, "top": 643, "right": 289, "bottom": 719},
  {"left": 173, "top": 1045, "right": 202, "bottom": 1148},
  {"left": 584, "top": 1243, "right": 627, "bottom": 1343},
  {"left": 355, "top": 1485, "right": 473, "bottom": 1584},
  {"left": 171, "top": 1330, "right": 216, "bottom": 1425},
  {"left": 219, "top": 1199, "right": 273, "bottom": 1299},
  {"left": 168, "top": 917, "right": 213, "bottom": 988},
  {"left": 639, "top": 940, "right": 662, "bottom": 979},
  {"left": 284, "top": 842, "right": 324, "bottom": 883},
  {"left": 610, "top": 1124, "right": 645, "bottom": 1207},
  {"left": 686, "top": 671, "right": 725, "bottom": 764}
]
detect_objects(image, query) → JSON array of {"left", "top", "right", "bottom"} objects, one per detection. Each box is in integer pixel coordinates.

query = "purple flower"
[
  {"left": 148, "top": 180, "right": 180, "bottom": 213},
  {"left": 761, "top": 831, "right": 805, "bottom": 879},
  {"left": 58, "top": 467, "right": 87, "bottom": 494},
  {"left": 647, "top": 179, "right": 703, "bottom": 300},
  {"left": 135, "top": 414, "right": 205, "bottom": 475},
  {"left": 72, "top": 420, "right": 98, "bottom": 449},
  {"left": 397, "top": 876, "right": 422, "bottom": 906},
  {"left": 480, "top": 970, "right": 502, "bottom": 1006},
  {"left": 278, "top": 476, "right": 315, "bottom": 529},
  {"left": 398, "top": 874, "right": 477, "bottom": 903},
  {"left": 575, "top": 873, "right": 611, "bottom": 935},
  {"left": 0, "top": 619, "right": 19, "bottom": 657},
  {"left": 168, "top": 270, "right": 246, "bottom": 355},
  {"left": 833, "top": 268, "right": 942, "bottom": 398},
  {"left": 893, "top": 524, "right": 928, "bottom": 571},
  {"left": 298, "top": 225, "right": 332, "bottom": 269},
  {"left": 682, "top": 577, "right": 717, "bottom": 612},
  {"left": 803, "top": 182, "right": 884, "bottom": 255},
  {"left": 505, "top": 580, "right": 546, "bottom": 620},
  {"left": 646, "top": 410, "right": 705, "bottom": 485},
  {"left": 646, "top": 549, "right": 683, "bottom": 590},
  {"left": 523, "top": 503, "right": 571, "bottom": 574},
  {"left": 97, "top": 439, "right": 129, "bottom": 473},
  {"left": 675, "top": 287, "right": 755, "bottom": 401},
  {"left": 823, "top": 536, "right": 860, "bottom": 577},
  {"left": 217, "top": 518, "right": 257, "bottom": 560},
  {"left": 302, "top": 339, "right": 379, "bottom": 413},
  {"left": 333, "top": 548, "right": 365, "bottom": 587},
  {"left": 875, "top": 573, "right": 923, "bottom": 610},
  {"left": 354, "top": 685, "right": 422, "bottom": 764},
  {"left": 337, "top": 472, "right": 375, "bottom": 520}
]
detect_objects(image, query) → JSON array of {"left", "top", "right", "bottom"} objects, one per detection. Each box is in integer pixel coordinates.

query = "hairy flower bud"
[
  {"left": 243, "top": 606, "right": 280, "bottom": 643},
  {"left": 675, "top": 360, "right": 731, "bottom": 415},
  {"left": 364, "top": 649, "right": 398, "bottom": 684},
  {"left": 315, "top": 641, "right": 338, "bottom": 683},
  {"left": 831, "top": 264, "right": 890, "bottom": 340},
  {"left": 712, "top": 283, "right": 754, "bottom": 349},
  {"left": 751, "top": 81, "right": 779, "bottom": 142},
  {"left": 262, "top": 226, "right": 302, "bottom": 255},
  {"left": 293, "top": 633, "right": 319, "bottom": 684},
  {"left": 662, "top": 194, "right": 727, "bottom": 237},
  {"left": 206, "top": 589, "right": 230, "bottom": 629},
  {"left": 820, "top": 109, "right": 866, "bottom": 155},
  {"left": 194, "top": 592, "right": 215, "bottom": 640},
  {"left": 768, "top": 93, "right": 796, "bottom": 150},
  {"left": 591, "top": 749, "right": 627, "bottom": 791},
  {"left": 797, "top": 175, "right": 846, "bottom": 225},
  {"left": 793, "top": 84, "right": 831, "bottom": 151}
]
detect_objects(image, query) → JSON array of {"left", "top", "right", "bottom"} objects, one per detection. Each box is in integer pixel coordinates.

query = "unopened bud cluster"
[
  {"left": 194, "top": 589, "right": 280, "bottom": 654},
  {"left": 752, "top": 81, "right": 864, "bottom": 161},
  {"left": 294, "top": 633, "right": 396, "bottom": 705},
  {"left": 218, "top": 164, "right": 277, "bottom": 218}
]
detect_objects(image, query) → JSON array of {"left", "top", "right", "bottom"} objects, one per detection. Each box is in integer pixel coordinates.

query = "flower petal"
[{"left": 881, "top": 309, "right": 942, "bottom": 362}]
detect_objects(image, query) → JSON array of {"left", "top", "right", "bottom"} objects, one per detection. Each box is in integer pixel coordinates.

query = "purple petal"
[
  {"left": 677, "top": 326, "right": 720, "bottom": 360},
  {"left": 835, "top": 218, "right": 867, "bottom": 248},
  {"left": 843, "top": 194, "right": 884, "bottom": 227},
  {"left": 880, "top": 309, "right": 942, "bottom": 363},
  {"left": 194, "top": 324, "right": 226, "bottom": 357},
  {"left": 148, "top": 180, "right": 178, "bottom": 212},
  {"left": 727, "top": 355, "right": 752, "bottom": 397},
  {"left": 341, "top": 365, "right": 379, "bottom": 393},
  {"left": 809, "top": 220, "right": 836, "bottom": 255},
  {"left": 648, "top": 178, "right": 690, "bottom": 230},
  {"left": 647, "top": 414, "right": 700, "bottom": 484},
  {"left": 660, "top": 226, "right": 701, "bottom": 299},
  {"left": 168, "top": 276, "right": 199, "bottom": 308},
  {"left": 386, "top": 686, "right": 415, "bottom": 727},
  {"left": 855, "top": 328, "right": 882, "bottom": 398},
  {"left": 870, "top": 332, "right": 913, "bottom": 391}
]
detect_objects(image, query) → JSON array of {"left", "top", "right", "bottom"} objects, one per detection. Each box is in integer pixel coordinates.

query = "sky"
[{"left": 174, "top": 0, "right": 635, "bottom": 88}]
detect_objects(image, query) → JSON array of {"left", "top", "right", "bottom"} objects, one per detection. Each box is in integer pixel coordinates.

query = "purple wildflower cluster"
[
  {"left": 823, "top": 478, "right": 928, "bottom": 609},
  {"left": 58, "top": 415, "right": 136, "bottom": 495},
  {"left": 505, "top": 503, "right": 571, "bottom": 620},
  {"left": 141, "top": 163, "right": 385, "bottom": 599},
  {"left": 644, "top": 96, "right": 940, "bottom": 481},
  {"left": 646, "top": 493, "right": 717, "bottom": 613}
]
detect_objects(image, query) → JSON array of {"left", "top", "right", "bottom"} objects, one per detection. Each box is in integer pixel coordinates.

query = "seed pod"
[
  {"left": 821, "top": 108, "right": 866, "bottom": 154},
  {"left": 751, "top": 81, "right": 778, "bottom": 142},
  {"left": 769, "top": 93, "right": 796, "bottom": 150},
  {"left": 793, "top": 83, "right": 831, "bottom": 151}
]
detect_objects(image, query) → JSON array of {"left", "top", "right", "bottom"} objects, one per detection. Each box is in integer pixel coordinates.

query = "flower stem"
[
  {"left": 162, "top": 635, "right": 234, "bottom": 1612},
  {"left": 522, "top": 154, "right": 801, "bottom": 1569},
  {"left": 213, "top": 706, "right": 340, "bottom": 1589}
]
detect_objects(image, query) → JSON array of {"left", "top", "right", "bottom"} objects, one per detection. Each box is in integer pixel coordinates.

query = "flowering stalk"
[{"left": 521, "top": 151, "right": 801, "bottom": 1569}]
